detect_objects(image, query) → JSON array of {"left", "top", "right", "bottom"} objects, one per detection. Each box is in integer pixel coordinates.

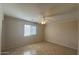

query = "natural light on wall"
[{"left": 24, "top": 24, "right": 36, "bottom": 36}]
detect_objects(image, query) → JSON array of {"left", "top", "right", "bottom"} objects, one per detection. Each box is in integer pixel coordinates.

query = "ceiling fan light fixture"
[
  {"left": 40, "top": 16, "right": 48, "bottom": 24},
  {"left": 41, "top": 21, "right": 46, "bottom": 24}
]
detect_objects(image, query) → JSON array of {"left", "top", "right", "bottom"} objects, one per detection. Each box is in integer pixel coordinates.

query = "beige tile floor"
[{"left": 3, "top": 41, "right": 77, "bottom": 55}]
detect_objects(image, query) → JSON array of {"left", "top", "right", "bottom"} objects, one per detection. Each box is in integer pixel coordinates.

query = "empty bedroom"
[{"left": 1, "top": 3, "right": 79, "bottom": 55}]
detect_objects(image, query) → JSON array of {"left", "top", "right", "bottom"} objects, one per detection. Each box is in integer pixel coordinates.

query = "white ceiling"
[{"left": 2, "top": 3, "right": 77, "bottom": 23}]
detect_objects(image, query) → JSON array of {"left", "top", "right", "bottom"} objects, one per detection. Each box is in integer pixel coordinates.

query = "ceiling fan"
[{"left": 40, "top": 16, "right": 48, "bottom": 24}]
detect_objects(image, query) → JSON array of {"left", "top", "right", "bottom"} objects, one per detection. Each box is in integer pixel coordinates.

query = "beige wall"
[
  {"left": 2, "top": 16, "right": 44, "bottom": 51},
  {"left": 0, "top": 4, "right": 3, "bottom": 54},
  {"left": 45, "top": 20, "right": 78, "bottom": 50}
]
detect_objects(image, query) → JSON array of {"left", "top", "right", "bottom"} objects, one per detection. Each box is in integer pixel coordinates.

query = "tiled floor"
[{"left": 3, "top": 42, "right": 77, "bottom": 55}]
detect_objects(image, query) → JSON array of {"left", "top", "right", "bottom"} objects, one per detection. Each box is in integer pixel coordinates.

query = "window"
[
  {"left": 31, "top": 26, "right": 36, "bottom": 35},
  {"left": 24, "top": 24, "right": 36, "bottom": 36}
]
